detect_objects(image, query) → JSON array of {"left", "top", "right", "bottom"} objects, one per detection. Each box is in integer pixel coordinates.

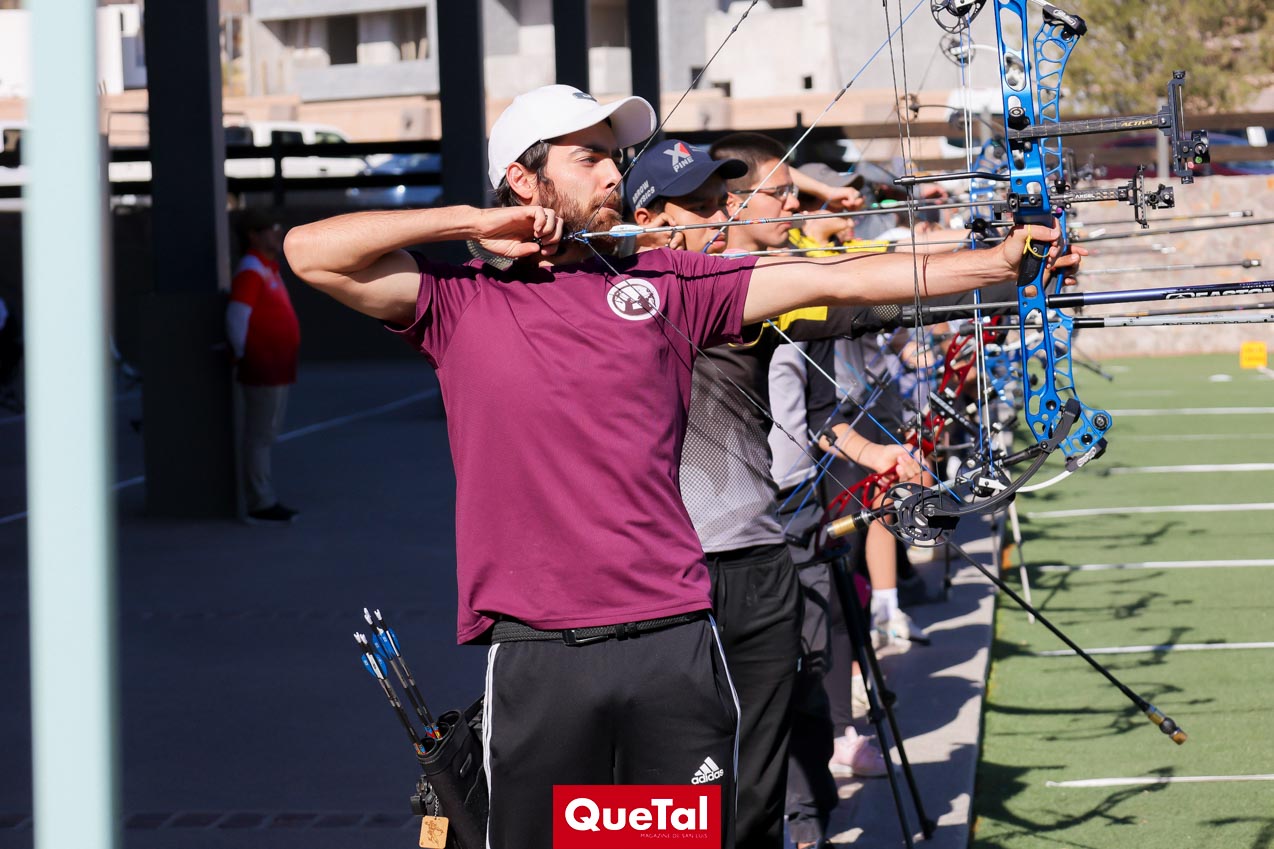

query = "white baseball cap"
[{"left": 487, "top": 84, "right": 657, "bottom": 188}]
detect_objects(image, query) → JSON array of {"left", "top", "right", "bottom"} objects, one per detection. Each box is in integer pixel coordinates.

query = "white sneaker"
[
  {"left": 828, "top": 728, "right": 887, "bottom": 778},
  {"left": 851, "top": 674, "right": 869, "bottom": 714},
  {"left": 873, "top": 609, "right": 930, "bottom": 649}
]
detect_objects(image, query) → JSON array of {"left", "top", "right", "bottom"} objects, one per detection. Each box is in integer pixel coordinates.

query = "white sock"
[{"left": 872, "top": 587, "right": 899, "bottom": 623}]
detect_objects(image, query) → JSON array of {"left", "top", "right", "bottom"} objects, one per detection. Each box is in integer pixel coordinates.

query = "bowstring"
[
  {"left": 581, "top": 0, "right": 762, "bottom": 236},
  {"left": 573, "top": 0, "right": 981, "bottom": 539},
  {"left": 696, "top": 0, "right": 931, "bottom": 251}
]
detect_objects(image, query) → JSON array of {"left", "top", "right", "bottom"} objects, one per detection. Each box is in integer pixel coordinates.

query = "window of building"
[
  {"left": 396, "top": 7, "right": 429, "bottom": 61},
  {"left": 328, "top": 15, "right": 358, "bottom": 65},
  {"left": 802, "top": 74, "right": 813, "bottom": 89},
  {"left": 588, "top": 0, "right": 627, "bottom": 47},
  {"left": 283, "top": 18, "right": 311, "bottom": 50}
]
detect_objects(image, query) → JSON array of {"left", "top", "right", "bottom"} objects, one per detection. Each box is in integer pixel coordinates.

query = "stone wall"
[{"left": 1070, "top": 173, "right": 1274, "bottom": 359}]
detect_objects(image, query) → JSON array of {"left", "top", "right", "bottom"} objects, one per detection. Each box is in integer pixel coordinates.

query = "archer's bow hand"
[{"left": 999, "top": 222, "right": 1086, "bottom": 284}]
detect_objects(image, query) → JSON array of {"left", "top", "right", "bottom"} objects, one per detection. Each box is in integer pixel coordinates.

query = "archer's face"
[
  {"left": 726, "top": 158, "right": 800, "bottom": 250},
  {"left": 662, "top": 176, "right": 731, "bottom": 254},
  {"left": 536, "top": 123, "right": 625, "bottom": 234}
]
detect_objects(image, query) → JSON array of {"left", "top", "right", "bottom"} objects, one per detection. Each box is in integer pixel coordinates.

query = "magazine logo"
[
  {"left": 691, "top": 756, "right": 724, "bottom": 784},
  {"left": 607, "top": 279, "right": 660, "bottom": 321},
  {"left": 552, "top": 785, "right": 721, "bottom": 849}
]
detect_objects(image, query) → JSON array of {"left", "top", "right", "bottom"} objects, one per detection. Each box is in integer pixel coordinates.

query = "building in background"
[
  {"left": 0, "top": 0, "right": 1005, "bottom": 155},
  {"left": 0, "top": 1, "right": 145, "bottom": 100}
]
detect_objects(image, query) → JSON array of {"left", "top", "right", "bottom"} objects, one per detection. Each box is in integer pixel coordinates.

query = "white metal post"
[{"left": 23, "top": 0, "right": 119, "bottom": 847}]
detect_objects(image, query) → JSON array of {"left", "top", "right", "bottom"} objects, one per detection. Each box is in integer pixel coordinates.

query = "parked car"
[
  {"left": 344, "top": 152, "right": 443, "bottom": 208},
  {"left": 224, "top": 120, "right": 367, "bottom": 180},
  {"left": 0, "top": 122, "right": 24, "bottom": 212}
]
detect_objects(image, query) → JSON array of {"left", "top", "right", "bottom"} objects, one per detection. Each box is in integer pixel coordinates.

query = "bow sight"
[{"left": 1005, "top": 71, "right": 1211, "bottom": 225}]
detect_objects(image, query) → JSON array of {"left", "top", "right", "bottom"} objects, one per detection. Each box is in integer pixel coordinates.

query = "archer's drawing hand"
[{"left": 476, "top": 206, "right": 564, "bottom": 259}]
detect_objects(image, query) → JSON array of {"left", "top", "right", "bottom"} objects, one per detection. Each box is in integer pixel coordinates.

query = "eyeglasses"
[{"left": 731, "top": 183, "right": 799, "bottom": 201}]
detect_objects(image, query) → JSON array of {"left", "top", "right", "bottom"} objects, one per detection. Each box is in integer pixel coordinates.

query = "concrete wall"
[
  {"left": 702, "top": 0, "right": 998, "bottom": 98},
  {"left": 1071, "top": 174, "right": 1274, "bottom": 359},
  {"left": 0, "top": 10, "right": 30, "bottom": 100}
]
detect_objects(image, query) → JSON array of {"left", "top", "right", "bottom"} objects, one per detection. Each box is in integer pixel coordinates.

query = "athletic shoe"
[
  {"left": 829, "top": 728, "right": 887, "bottom": 778},
  {"left": 851, "top": 673, "right": 898, "bottom": 715},
  {"left": 245, "top": 503, "right": 299, "bottom": 525},
  {"left": 873, "top": 609, "right": 930, "bottom": 649},
  {"left": 852, "top": 674, "right": 869, "bottom": 714}
]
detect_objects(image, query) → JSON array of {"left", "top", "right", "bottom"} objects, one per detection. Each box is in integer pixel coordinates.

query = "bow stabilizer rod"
[
  {"left": 944, "top": 541, "right": 1188, "bottom": 745},
  {"left": 896, "top": 277, "right": 1274, "bottom": 320}
]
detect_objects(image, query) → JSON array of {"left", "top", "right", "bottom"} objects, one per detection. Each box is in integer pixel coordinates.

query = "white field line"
[
  {"left": 275, "top": 388, "right": 438, "bottom": 443},
  {"left": 1036, "top": 642, "right": 1274, "bottom": 657},
  {"left": 1026, "top": 503, "right": 1274, "bottom": 519},
  {"left": 1106, "top": 407, "right": 1274, "bottom": 416},
  {"left": 1108, "top": 463, "right": 1274, "bottom": 474},
  {"left": 1047, "top": 774, "right": 1274, "bottom": 789},
  {"left": 1039, "top": 559, "right": 1274, "bottom": 572},
  {"left": 0, "top": 389, "right": 440, "bottom": 526}
]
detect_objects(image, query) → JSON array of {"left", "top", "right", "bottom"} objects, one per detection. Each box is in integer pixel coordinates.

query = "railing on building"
[{"left": 0, "top": 111, "right": 1270, "bottom": 207}]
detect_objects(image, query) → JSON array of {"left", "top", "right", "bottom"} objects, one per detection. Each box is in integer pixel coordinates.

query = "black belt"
[{"left": 490, "top": 611, "right": 706, "bottom": 647}]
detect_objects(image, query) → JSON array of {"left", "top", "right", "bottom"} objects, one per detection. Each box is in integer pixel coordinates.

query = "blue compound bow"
[{"left": 829, "top": 0, "right": 1212, "bottom": 540}]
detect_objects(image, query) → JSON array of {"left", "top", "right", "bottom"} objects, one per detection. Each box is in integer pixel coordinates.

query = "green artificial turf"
[{"left": 971, "top": 354, "right": 1274, "bottom": 849}]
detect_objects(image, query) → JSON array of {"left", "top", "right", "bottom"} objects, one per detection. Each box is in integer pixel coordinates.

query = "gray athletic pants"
[{"left": 239, "top": 383, "right": 288, "bottom": 511}]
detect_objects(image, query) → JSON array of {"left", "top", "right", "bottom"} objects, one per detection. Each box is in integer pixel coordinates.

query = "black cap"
[{"left": 625, "top": 139, "right": 747, "bottom": 211}]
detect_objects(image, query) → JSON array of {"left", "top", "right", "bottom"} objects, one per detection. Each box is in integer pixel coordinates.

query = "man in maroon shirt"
[{"left": 284, "top": 84, "right": 1075, "bottom": 849}]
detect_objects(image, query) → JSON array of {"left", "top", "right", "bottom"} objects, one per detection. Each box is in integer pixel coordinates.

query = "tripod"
[
  {"left": 811, "top": 468, "right": 933, "bottom": 846},
  {"left": 817, "top": 547, "right": 935, "bottom": 848}
]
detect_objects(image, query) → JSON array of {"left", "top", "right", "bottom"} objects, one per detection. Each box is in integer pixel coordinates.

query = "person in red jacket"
[{"left": 227, "top": 210, "right": 301, "bottom": 524}]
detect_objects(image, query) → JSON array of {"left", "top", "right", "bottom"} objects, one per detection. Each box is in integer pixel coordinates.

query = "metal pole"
[
  {"left": 24, "top": 4, "right": 119, "bottom": 849},
  {"left": 628, "top": 0, "right": 662, "bottom": 130},
  {"left": 437, "top": 0, "right": 487, "bottom": 212},
  {"left": 553, "top": 0, "right": 590, "bottom": 90}
]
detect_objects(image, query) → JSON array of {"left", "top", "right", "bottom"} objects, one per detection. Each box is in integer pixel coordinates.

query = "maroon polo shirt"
[{"left": 392, "top": 248, "right": 754, "bottom": 643}]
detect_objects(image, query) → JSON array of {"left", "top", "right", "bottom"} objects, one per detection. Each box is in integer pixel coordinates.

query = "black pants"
[
  {"left": 707, "top": 543, "right": 802, "bottom": 849},
  {"left": 825, "top": 557, "right": 864, "bottom": 733},
  {"left": 484, "top": 617, "right": 740, "bottom": 849},
  {"left": 784, "top": 561, "right": 840, "bottom": 846}
]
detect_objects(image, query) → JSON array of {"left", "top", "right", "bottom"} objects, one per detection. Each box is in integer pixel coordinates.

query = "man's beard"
[{"left": 539, "top": 177, "right": 622, "bottom": 256}]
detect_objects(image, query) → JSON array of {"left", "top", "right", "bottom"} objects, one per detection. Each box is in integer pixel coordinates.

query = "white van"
[
  {"left": 1, "top": 119, "right": 367, "bottom": 207},
  {"left": 223, "top": 120, "right": 366, "bottom": 179}
]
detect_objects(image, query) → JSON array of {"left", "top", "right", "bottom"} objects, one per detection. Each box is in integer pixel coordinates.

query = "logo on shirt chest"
[{"left": 606, "top": 279, "right": 661, "bottom": 322}]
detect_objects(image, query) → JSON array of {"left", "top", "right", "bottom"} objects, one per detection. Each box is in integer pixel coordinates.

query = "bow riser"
[{"left": 994, "top": 0, "right": 1115, "bottom": 456}]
